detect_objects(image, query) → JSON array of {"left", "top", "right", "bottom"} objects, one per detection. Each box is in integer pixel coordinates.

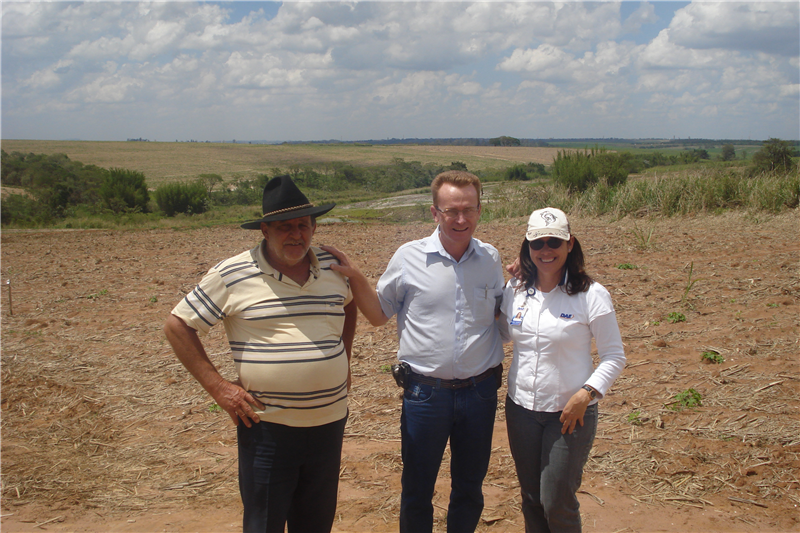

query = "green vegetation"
[
  {"left": 490, "top": 136, "right": 521, "bottom": 146},
  {"left": 748, "top": 138, "right": 798, "bottom": 176},
  {"left": 2, "top": 137, "right": 797, "bottom": 229},
  {"left": 154, "top": 181, "right": 209, "bottom": 216},
  {"left": 503, "top": 162, "right": 548, "bottom": 181},
  {"left": 101, "top": 168, "right": 150, "bottom": 213},
  {"left": 482, "top": 164, "right": 798, "bottom": 222},
  {"left": 668, "top": 388, "right": 703, "bottom": 411},
  {"left": 681, "top": 261, "right": 702, "bottom": 305},
  {"left": 667, "top": 312, "right": 686, "bottom": 323},
  {"left": 721, "top": 144, "right": 736, "bottom": 162},
  {"left": 86, "top": 289, "right": 108, "bottom": 300},
  {"left": 616, "top": 263, "right": 637, "bottom": 270},
  {"left": 630, "top": 222, "right": 656, "bottom": 250},
  {"left": 546, "top": 138, "right": 775, "bottom": 167},
  {"left": 208, "top": 403, "right": 222, "bottom": 413},
  {"left": 701, "top": 351, "right": 724, "bottom": 364},
  {"left": 627, "top": 411, "right": 643, "bottom": 425},
  {"left": 551, "top": 147, "right": 630, "bottom": 192}
]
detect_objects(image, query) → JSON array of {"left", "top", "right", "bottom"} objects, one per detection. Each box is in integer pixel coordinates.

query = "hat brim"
[
  {"left": 526, "top": 229, "right": 570, "bottom": 241},
  {"left": 240, "top": 203, "right": 336, "bottom": 229}
]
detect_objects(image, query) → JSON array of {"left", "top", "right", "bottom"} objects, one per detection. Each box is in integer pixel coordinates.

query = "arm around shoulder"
[{"left": 320, "top": 245, "right": 390, "bottom": 327}]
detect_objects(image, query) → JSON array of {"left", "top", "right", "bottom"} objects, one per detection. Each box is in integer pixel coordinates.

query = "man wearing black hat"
[{"left": 164, "top": 176, "right": 356, "bottom": 533}]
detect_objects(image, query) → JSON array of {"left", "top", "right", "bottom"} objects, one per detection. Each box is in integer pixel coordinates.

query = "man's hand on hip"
[{"left": 212, "top": 378, "right": 265, "bottom": 428}]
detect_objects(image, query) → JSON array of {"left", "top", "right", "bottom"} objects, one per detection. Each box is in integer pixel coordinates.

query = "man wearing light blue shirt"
[{"left": 323, "top": 170, "right": 504, "bottom": 533}]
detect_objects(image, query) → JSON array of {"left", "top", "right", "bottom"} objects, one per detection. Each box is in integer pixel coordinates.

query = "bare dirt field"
[{"left": 1, "top": 210, "right": 799, "bottom": 532}]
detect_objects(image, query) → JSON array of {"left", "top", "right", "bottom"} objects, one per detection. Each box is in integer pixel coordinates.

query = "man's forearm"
[
  {"left": 318, "top": 244, "right": 390, "bottom": 327},
  {"left": 348, "top": 273, "right": 390, "bottom": 326}
]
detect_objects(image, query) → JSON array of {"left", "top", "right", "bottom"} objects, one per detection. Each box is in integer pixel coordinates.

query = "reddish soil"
[{"left": 1, "top": 211, "right": 798, "bottom": 532}]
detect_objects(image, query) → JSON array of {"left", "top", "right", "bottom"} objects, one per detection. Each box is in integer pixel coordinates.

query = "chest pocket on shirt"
[
  {"left": 471, "top": 287, "right": 502, "bottom": 327},
  {"left": 324, "top": 295, "right": 347, "bottom": 336}
]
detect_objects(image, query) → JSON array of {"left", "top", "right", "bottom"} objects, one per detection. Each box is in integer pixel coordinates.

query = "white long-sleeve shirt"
[{"left": 499, "top": 277, "right": 625, "bottom": 412}]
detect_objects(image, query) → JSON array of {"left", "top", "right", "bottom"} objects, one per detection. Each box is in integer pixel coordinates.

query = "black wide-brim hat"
[{"left": 241, "top": 175, "right": 335, "bottom": 229}]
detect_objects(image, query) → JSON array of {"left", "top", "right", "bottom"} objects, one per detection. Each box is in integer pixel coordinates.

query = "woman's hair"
[{"left": 518, "top": 236, "right": 593, "bottom": 295}]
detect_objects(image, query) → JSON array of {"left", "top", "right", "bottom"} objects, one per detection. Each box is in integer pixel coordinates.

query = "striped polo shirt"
[{"left": 172, "top": 241, "right": 353, "bottom": 427}]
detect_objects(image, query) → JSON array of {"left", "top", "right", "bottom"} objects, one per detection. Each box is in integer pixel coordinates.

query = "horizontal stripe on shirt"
[{"left": 171, "top": 243, "right": 353, "bottom": 427}]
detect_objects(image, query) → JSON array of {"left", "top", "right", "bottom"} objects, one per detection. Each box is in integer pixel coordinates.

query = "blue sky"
[{"left": 1, "top": 1, "right": 798, "bottom": 142}]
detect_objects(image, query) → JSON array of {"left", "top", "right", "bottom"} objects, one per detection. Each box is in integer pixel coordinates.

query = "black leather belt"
[{"left": 408, "top": 364, "right": 500, "bottom": 390}]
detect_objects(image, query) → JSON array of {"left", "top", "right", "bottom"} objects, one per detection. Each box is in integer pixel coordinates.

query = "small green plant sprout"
[
  {"left": 681, "top": 261, "right": 703, "bottom": 305},
  {"left": 627, "top": 411, "right": 643, "bottom": 425},
  {"left": 766, "top": 303, "right": 779, "bottom": 308},
  {"left": 667, "top": 311, "right": 686, "bottom": 323},
  {"left": 208, "top": 403, "right": 222, "bottom": 413},
  {"left": 86, "top": 289, "right": 109, "bottom": 300},
  {"left": 701, "top": 351, "right": 724, "bottom": 364},
  {"left": 651, "top": 320, "right": 660, "bottom": 326},
  {"left": 149, "top": 295, "right": 158, "bottom": 303},
  {"left": 616, "top": 263, "right": 637, "bottom": 270},
  {"left": 380, "top": 364, "right": 392, "bottom": 373},
  {"left": 630, "top": 220, "right": 656, "bottom": 249},
  {"left": 668, "top": 388, "right": 702, "bottom": 411}
]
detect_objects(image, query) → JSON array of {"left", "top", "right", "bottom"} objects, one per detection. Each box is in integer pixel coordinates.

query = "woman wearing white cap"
[{"left": 499, "top": 207, "right": 625, "bottom": 533}]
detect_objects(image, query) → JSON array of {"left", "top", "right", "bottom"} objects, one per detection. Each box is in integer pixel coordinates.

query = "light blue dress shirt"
[{"left": 376, "top": 227, "right": 505, "bottom": 380}]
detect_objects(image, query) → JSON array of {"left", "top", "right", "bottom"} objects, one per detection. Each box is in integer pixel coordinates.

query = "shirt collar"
[
  {"left": 525, "top": 269, "right": 569, "bottom": 297},
  {"left": 426, "top": 226, "right": 481, "bottom": 262},
  {"left": 255, "top": 240, "right": 320, "bottom": 281}
]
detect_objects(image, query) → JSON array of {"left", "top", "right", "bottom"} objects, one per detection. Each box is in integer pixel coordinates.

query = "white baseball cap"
[{"left": 526, "top": 207, "right": 571, "bottom": 241}]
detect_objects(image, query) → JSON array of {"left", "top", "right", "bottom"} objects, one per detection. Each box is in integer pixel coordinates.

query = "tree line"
[{"left": 1, "top": 138, "right": 795, "bottom": 227}]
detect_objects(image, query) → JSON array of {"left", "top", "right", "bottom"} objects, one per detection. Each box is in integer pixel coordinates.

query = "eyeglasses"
[
  {"left": 529, "top": 237, "right": 565, "bottom": 251},
  {"left": 434, "top": 206, "right": 480, "bottom": 218}
]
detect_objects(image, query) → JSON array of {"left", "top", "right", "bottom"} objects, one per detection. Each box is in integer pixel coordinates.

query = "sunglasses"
[{"left": 529, "top": 237, "right": 565, "bottom": 251}]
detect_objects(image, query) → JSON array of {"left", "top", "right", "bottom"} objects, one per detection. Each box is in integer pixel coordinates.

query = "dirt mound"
[{"left": 2, "top": 211, "right": 798, "bottom": 532}]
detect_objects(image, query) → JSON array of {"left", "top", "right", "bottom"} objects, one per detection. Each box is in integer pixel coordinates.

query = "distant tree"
[
  {"left": 449, "top": 161, "right": 468, "bottom": 171},
  {"left": 154, "top": 181, "right": 208, "bottom": 216},
  {"left": 198, "top": 173, "right": 223, "bottom": 195},
  {"left": 721, "top": 144, "right": 736, "bottom": 161},
  {"left": 489, "top": 136, "right": 521, "bottom": 147},
  {"left": 552, "top": 151, "right": 596, "bottom": 191},
  {"left": 100, "top": 168, "right": 150, "bottom": 213},
  {"left": 749, "top": 138, "right": 797, "bottom": 175}
]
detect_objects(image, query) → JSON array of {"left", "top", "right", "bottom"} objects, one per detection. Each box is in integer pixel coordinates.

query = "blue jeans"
[
  {"left": 237, "top": 414, "right": 347, "bottom": 533},
  {"left": 399, "top": 375, "right": 498, "bottom": 533},
  {"left": 505, "top": 397, "right": 598, "bottom": 533}
]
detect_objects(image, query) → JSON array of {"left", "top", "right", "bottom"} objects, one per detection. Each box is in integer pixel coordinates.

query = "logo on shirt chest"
[{"left": 559, "top": 313, "right": 574, "bottom": 319}]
